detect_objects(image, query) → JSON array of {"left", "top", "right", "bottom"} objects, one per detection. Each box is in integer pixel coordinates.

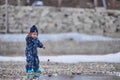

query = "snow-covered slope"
[
  {"left": 0, "top": 33, "right": 115, "bottom": 42},
  {"left": 0, "top": 52, "right": 120, "bottom": 63}
]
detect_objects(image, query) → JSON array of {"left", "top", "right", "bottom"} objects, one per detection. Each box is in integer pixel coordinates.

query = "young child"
[{"left": 25, "top": 25, "right": 45, "bottom": 73}]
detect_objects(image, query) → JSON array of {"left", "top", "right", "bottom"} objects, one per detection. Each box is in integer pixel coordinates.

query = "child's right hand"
[{"left": 43, "top": 46, "right": 46, "bottom": 49}]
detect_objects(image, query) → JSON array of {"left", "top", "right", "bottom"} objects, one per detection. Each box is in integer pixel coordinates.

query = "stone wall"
[
  {"left": 0, "top": 6, "right": 120, "bottom": 37},
  {"left": 0, "top": 40, "right": 120, "bottom": 56}
]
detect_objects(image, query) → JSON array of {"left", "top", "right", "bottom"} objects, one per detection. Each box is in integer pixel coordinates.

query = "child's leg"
[
  {"left": 26, "top": 54, "right": 34, "bottom": 72},
  {"left": 33, "top": 56, "right": 40, "bottom": 71}
]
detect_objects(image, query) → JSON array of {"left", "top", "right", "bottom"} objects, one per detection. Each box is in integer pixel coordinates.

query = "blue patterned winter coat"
[{"left": 25, "top": 35, "right": 43, "bottom": 56}]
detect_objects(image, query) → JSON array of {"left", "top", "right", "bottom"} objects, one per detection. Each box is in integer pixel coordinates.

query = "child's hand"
[{"left": 43, "top": 46, "right": 45, "bottom": 49}]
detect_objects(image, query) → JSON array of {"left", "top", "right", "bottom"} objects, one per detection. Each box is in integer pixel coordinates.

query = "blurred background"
[
  {"left": 0, "top": 0, "right": 120, "bottom": 56},
  {"left": 0, "top": 0, "right": 119, "bottom": 8}
]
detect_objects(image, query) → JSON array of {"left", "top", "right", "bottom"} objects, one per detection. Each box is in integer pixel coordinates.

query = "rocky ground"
[{"left": 0, "top": 61, "right": 120, "bottom": 79}]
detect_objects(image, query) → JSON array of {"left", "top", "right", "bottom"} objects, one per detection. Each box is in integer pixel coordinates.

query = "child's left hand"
[{"left": 43, "top": 46, "right": 46, "bottom": 49}]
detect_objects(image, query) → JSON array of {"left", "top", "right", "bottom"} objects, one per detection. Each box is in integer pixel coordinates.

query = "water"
[
  {"left": 1, "top": 75, "right": 120, "bottom": 80},
  {"left": 39, "top": 75, "right": 120, "bottom": 80}
]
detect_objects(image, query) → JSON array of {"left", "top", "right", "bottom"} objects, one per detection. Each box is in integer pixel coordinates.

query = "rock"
[{"left": 84, "top": 17, "right": 93, "bottom": 24}]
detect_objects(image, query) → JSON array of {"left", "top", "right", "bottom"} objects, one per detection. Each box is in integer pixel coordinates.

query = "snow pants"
[{"left": 26, "top": 53, "right": 39, "bottom": 71}]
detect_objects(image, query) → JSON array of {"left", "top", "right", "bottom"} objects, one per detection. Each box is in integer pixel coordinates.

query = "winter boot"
[
  {"left": 35, "top": 69, "right": 41, "bottom": 73},
  {"left": 26, "top": 69, "right": 34, "bottom": 74}
]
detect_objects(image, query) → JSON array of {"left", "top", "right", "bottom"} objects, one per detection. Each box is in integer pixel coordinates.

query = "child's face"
[{"left": 30, "top": 32, "right": 38, "bottom": 38}]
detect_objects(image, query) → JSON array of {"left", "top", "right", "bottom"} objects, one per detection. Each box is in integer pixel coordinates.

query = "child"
[{"left": 25, "top": 25, "right": 45, "bottom": 73}]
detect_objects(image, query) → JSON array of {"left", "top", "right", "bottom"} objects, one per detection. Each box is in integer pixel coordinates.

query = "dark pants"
[{"left": 26, "top": 54, "right": 39, "bottom": 71}]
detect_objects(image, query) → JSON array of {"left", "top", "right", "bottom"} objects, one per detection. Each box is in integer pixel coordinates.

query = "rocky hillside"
[{"left": 0, "top": 6, "right": 120, "bottom": 37}]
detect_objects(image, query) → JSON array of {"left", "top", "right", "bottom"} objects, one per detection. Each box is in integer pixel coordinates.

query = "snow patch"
[
  {"left": 0, "top": 52, "right": 120, "bottom": 63},
  {"left": 0, "top": 33, "right": 115, "bottom": 42}
]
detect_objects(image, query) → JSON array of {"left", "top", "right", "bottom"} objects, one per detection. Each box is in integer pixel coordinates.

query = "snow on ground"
[
  {"left": 0, "top": 32, "right": 117, "bottom": 42},
  {"left": 0, "top": 52, "right": 120, "bottom": 63}
]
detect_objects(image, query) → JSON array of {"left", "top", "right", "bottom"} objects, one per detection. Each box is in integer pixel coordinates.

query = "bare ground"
[{"left": 0, "top": 61, "right": 120, "bottom": 79}]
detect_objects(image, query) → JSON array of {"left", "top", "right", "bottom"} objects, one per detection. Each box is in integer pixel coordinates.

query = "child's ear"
[{"left": 29, "top": 33, "right": 31, "bottom": 37}]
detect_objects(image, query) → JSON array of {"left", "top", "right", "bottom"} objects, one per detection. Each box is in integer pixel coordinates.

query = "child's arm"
[
  {"left": 26, "top": 35, "right": 34, "bottom": 50},
  {"left": 37, "top": 39, "right": 45, "bottom": 49}
]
